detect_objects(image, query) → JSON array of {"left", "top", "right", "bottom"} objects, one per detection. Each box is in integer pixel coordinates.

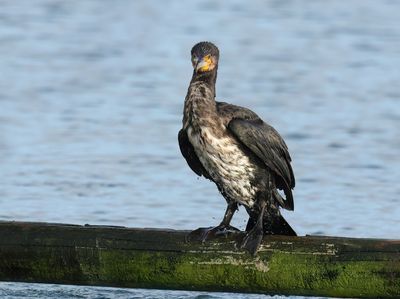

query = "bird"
[{"left": 178, "top": 41, "right": 296, "bottom": 255}]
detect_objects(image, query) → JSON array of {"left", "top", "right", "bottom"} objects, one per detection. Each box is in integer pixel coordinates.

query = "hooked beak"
[{"left": 195, "top": 55, "right": 213, "bottom": 72}]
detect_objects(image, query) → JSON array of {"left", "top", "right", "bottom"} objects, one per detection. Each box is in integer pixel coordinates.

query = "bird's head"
[{"left": 191, "top": 41, "right": 219, "bottom": 73}]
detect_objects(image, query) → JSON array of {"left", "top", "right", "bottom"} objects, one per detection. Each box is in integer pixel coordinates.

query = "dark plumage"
[{"left": 179, "top": 41, "right": 296, "bottom": 255}]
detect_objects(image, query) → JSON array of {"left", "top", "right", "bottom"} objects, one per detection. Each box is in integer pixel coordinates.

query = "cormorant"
[{"left": 178, "top": 41, "right": 296, "bottom": 255}]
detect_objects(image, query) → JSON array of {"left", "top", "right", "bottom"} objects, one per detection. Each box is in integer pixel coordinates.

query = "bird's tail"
[
  {"left": 246, "top": 213, "right": 297, "bottom": 236},
  {"left": 263, "top": 213, "right": 297, "bottom": 236}
]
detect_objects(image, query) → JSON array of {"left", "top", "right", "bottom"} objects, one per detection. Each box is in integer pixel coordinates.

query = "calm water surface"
[{"left": 0, "top": 0, "right": 399, "bottom": 298}]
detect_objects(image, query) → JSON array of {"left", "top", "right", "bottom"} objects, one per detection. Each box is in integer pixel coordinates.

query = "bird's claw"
[
  {"left": 186, "top": 225, "right": 240, "bottom": 243},
  {"left": 241, "top": 226, "right": 264, "bottom": 256}
]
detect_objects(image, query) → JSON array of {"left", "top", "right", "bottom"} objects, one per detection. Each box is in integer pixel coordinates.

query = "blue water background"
[{"left": 0, "top": 0, "right": 399, "bottom": 298}]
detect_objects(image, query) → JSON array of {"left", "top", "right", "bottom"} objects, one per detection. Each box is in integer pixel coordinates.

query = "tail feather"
[
  {"left": 273, "top": 189, "right": 294, "bottom": 211},
  {"left": 265, "top": 213, "right": 297, "bottom": 236},
  {"left": 246, "top": 213, "right": 296, "bottom": 236}
]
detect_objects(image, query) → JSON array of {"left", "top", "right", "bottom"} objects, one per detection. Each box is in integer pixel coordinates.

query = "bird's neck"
[
  {"left": 183, "top": 69, "right": 219, "bottom": 130},
  {"left": 190, "top": 68, "right": 217, "bottom": 98}
]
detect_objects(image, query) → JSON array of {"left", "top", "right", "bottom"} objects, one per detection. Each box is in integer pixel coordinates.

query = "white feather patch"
[{"left": 188, "top": 126, "right": 258, "bottom": 207}]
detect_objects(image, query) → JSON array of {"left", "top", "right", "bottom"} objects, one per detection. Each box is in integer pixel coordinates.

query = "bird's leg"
[
  {"left": 241, "top": 177, "right": 274, "bottom": 256},
  {"left": 241, "top": 199, "right": 266, "bottom": 255},
  {"left": 186, "top": 202, "right": 240, "bottom": 242},
  {"left": 220, "top": 201, "right": 238, "bottom": 227}
]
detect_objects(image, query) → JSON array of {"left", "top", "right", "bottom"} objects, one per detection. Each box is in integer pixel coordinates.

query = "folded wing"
[
  {"left": 228, "top": 118, "right": 295, "bottom": 210},
  {"left": 178, "top": 129, "right": 212, "bottom": 180}
]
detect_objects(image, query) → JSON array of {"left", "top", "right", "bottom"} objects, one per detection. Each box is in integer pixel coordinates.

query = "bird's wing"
[
  {"left": 217, "top": 101, "right": 260, "bottom": 121},
  {"left": 178, "top": 129, "right": 212, "bottom": 180},
  {"left": 227, "top": 117, "right": 295, "bottom": 210}
]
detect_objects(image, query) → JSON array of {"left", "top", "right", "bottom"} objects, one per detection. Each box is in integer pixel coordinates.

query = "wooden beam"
[{"left": 0, "top": 221, "right": 399, "bottom": 298}]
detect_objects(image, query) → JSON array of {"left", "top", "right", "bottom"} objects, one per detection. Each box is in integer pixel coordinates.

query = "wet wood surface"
[{"left": 0, "top": 221, "right": 399, "bottom": 298}]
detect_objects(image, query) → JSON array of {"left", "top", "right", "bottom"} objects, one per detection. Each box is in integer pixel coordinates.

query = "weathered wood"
[{"left": 0, "top": 221, "right": 399, "bottom": 298}]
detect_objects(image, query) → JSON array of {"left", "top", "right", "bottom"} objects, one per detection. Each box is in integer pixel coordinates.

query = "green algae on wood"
[{"left": 0, "top": 221, "right": 399, "bottom": 298}]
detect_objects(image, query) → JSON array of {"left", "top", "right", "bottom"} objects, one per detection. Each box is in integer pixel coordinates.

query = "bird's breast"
[{"left": 187, "top": 125, "right": 259, "bottom": 206}]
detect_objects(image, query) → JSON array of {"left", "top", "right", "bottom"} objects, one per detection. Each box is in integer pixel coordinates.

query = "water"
[
  {"left": 0, "top": 0, "right": 399, "bottom": 298},
  {"left": 0, "top": 283, "right": 289, "bottom": 299}
]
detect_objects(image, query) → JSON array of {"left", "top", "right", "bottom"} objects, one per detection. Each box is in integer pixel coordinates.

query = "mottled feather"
[
  {"left": 228, "top": 117, "right": 295, "bottom": 210},
  {"left": 178, "top": 129, "right": 212, "bottom": 180}
]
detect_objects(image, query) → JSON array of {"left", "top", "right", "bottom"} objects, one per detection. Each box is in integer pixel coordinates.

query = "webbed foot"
[
  {"left": 186, "top": 225, "right": 240, "bottom": 242},
  {"left": 241, "top": 226, "right": 264, "bottom": 256}
]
